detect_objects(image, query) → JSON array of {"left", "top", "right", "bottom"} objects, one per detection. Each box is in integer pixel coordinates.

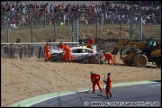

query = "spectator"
[{"left": 1, "top": 1, "right": 161, "bottom": 30}]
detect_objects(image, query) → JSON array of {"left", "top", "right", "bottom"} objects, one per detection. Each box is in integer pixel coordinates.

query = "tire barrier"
[
  {"left": 1, "top": 44, "right": 41, "bottom": 59},
  {"left": 3, "top": 45, "right": 10, "bottom": 58},
  {"left": 38, "top": 46, "right": 45, "bottom": 58},
  {"left": 1, "top": 45, "right": 5, "bottom": 58},
  {"left": 11, "top": 45, "right": 21, "bottom": 58},
  {"left": 20, "top": 46, "right": 27, "bottom": 59},
  {"left": 2, "top": 45, "right": 10, "bottom": 58},
  {"left": 1, "top": 44, "right": 21, "bottom": 58}
]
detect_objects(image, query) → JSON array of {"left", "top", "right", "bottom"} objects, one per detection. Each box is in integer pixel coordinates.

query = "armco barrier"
[
  {"left": 1, "top": 42, "right": 80, "bottom": 59},
  {"left": 38, "top": 46, "right": 42, "bottom": 59},
  {"left": 11, "top": 45, "right": 21, "bottom": 58},
  {"left": 2, "top": 38, "right": 150, "bottom": 59},
  {"left": 1, "top": 42, "right": 120, "bottom": 59},
  {"left": 3, "top": 37, "right": 157, "bottom": 59}
]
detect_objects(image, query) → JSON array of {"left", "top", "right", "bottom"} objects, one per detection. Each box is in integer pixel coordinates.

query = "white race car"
[{"left": 50, "top": 46, "right": 104, "bottom": 64}]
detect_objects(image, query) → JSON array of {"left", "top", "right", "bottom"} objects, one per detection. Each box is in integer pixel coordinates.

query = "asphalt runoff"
[{"left": 10, "top": 80, "right": 161, "bottom": 107}]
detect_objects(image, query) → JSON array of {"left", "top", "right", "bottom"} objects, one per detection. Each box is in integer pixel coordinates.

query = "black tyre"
[
  {"left": 89, "top": 56, "right": 100, "bottom": 64},
  {"left": 50, "top": 57, "right": 55, "bottom": 62},
  {"left": 121, "top": 47, "right": 135, "bottom": 66},
  {"left": 133, "top": 54, "right": 148, "bottom": 67},
  {"left": 120, "top": 47, "right": 132, "bottom": 65},
  {"left": 122, "top": 58, "right": 133, "bottom": 66},
  {"left": 155, "top": 59, "right": 161, "bottom": 68}
]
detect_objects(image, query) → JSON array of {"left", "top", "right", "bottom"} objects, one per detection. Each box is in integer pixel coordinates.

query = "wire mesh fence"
[
  {"left": 1, "top": 2, "right": 161, "bottom": 43},
  {"left": 1, "top": 2, "right": 161, "bottom": 59}
]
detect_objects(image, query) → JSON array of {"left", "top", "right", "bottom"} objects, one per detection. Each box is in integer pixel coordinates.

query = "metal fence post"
[
  {"left": 44, "top": 8, "right": 46, "bottom": 28},
  {"left": 96, "top": 14, "right": 98, "bottom": 40},
  {"left": 31, "top": 18, "right": 33, "bottom": 42},
  {"left": 120, "top": 18, "right": 122, "bottom": 40},
  {"left": 140, "top": 1, "right": 143, "bottom": 41},
  {"left": 6, "top": 17, "right": 9, "bottom": 43},
  {"left": 76, "top": 18, "right": 79, "bottom": 42},
  {"left": 53, "top": 18, "right": 56, "bottom": 42}
]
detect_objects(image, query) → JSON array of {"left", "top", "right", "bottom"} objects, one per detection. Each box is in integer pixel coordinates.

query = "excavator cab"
[
  {"left": 143, "top": 37, "right": 161, "bottom": 68},
  {"left": 144, "top": 38, "right": 160, "bottom": 50}
]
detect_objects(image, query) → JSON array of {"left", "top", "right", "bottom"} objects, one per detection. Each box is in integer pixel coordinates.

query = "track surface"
[{"left": 10, "top": 81, "right": 161, "bottom": 107}]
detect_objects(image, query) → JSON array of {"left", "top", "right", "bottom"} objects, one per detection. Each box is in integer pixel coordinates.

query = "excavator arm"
[{"left": 112, "top": 39, "right": 145, "bottom": 59}]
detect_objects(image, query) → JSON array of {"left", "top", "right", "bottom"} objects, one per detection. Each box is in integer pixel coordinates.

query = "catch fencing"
[{"left": 1, "top": 5, "right": 161, "bottom": 43}]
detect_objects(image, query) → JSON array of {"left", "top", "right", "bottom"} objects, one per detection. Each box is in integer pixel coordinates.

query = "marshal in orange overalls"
[
  {"left": 104, "top": 73, "right": 112, "bottom": 99},
  {"left": 86, "top": 44, "right": 93, "bottom": 50},
  {"left": 44, "top": 43, "right": 51, "bottom": 62},
  {"left": 63, "top": 44, "right": 71, "bottom": 63},
  {"left": 57, "top": 42, "right": 64, "bottom": 50},
  {"left": 90, "top": 72, "right": 102, "bottom": 93},
  {"left": 104, "top": 52, "right": 117, "bottom": 65},
  {"left": 88, "top": 37, "right": 95, "bottom": 45}
]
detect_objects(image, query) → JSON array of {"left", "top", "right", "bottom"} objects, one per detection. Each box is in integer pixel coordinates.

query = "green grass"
[{"left": 1, "top": 24, "right": 161, "bottom": 43}]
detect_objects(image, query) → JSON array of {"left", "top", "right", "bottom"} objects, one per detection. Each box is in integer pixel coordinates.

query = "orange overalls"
[
  {"left": 44, "top": 44, "right": 51, "bottom": 61},
  {"left": 105, "top": 76, "right": 112, "bottom": 97},
  {"left": 104, "top": 52, "right": 117, "bottom": 65},
  {"left": 88, "top": 38, "right": 95, "bottom": 45},
  {"left": 63, "top": 45, "right": 71, "bottom": 62},
  {"left": 58, "top": 44, "right": 64, "bottom": 50},
  {"left": 90, "top": 73, "right": 102, "bottom": 93}
]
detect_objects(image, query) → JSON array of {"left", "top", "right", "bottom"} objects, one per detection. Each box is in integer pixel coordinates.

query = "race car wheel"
[{"left": 89, "top": 57, "right": 100, "bottom": 64}]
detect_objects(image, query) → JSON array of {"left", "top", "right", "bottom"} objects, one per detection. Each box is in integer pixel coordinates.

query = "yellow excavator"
[{"left": 112, "top": 37, "right": 161, "bottom": 68}]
